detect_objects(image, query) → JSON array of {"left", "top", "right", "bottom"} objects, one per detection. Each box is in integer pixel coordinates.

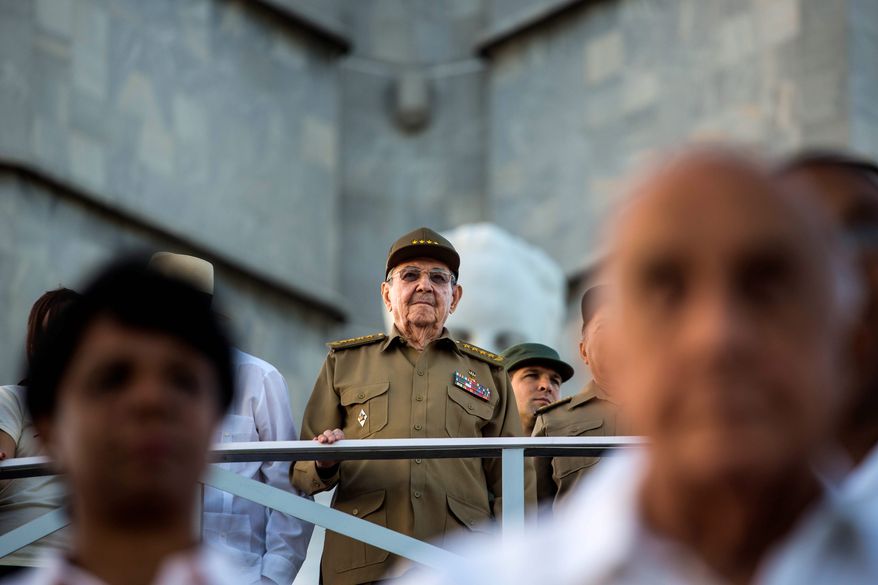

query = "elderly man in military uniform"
[
  {"left": 531, "top": 282, "right": 621, "bottom": 511},
  {"left": 292, "top": 227, "right": 535, "bottom": 585},
  {"left": 500, "top": 343, "right": 574, "bottom": 436}
]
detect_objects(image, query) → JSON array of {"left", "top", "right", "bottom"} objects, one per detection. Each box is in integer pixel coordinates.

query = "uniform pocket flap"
[
  {"left": 555, "top": 456, "right": 599, "bottom": 478},
  {"left": 340, "top": 382, "right": 390, "bottom": 406},
  {"left": 559, "top": 417, "right": 604, "bottom": 436},
  {"left": 447, "top": 493, "right": 492, "bottom": 532},
  {"left": 446, "top": 385, "right": 494, "bottom": 420},
  {"left": 337, "top": 488, "right": 386, "bottom": 519}
]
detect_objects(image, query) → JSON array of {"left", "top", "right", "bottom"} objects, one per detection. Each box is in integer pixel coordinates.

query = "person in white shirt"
[
  {"left": 3, "top": 258, "right": 241, "bottom": 585},
  {"left": 203, "top": 349, "right": 313, "bottom": 585},
  {"left": 402, "top": 147, "right": 872, "bottom": 585},
  {"left": 150, "top": 252, "right": 313, "bottom": 584},
  {"left": 0, "top": 288, "right": 79, "bottom": 573}
]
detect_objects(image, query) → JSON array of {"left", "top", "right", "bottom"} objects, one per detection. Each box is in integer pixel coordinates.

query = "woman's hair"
[
  {"left": 26, "top": 287, "right": 81, "bottom": 367},
  {"left": 25, "top": 256, "right": 235, "bottom": 421}
]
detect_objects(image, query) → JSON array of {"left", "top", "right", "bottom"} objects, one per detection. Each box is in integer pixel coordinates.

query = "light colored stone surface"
[
  {"left": 2, "top": 0, "right": 343, "bottom": 298},
  {"left": 2, "top": 0, "right": 874, "bottom": 412},
  {"left": 0, "top": 175, "right": 334, "bottom": 427},
  {"left": 486, "top": 0, "right": 848, "bottom": 275}
]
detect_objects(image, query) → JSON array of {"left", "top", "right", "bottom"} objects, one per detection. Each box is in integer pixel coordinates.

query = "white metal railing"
[{"left": 0, "top": 437, "right": 644, "bottom": 568}]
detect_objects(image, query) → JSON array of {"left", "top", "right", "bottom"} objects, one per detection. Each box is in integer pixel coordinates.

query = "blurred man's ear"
[{"left": 579, "top": 337, "right": 590, "bottom": 366}]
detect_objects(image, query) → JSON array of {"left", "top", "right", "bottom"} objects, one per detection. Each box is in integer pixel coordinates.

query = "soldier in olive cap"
[
  {"left": 292, "top": 227, "right": 535, "bottom": 585},
  {"left": 531, "top": 281, "right": 624, "bottom": 512},
  {"left": 501, "top": 343, "right": 574, "bottom": 435}
]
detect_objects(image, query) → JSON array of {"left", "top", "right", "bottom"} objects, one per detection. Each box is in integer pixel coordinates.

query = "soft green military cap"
[
  {"left": 501, "top": 342, "right": 575, "bottom": 382},
  {"left": 386, "top": 227, "right": 460, "bottom": 279}
]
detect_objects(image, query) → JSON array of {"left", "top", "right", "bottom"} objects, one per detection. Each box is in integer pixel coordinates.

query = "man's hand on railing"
[{"left": 313, "top": 428, "right": 345, "bottom": 469}]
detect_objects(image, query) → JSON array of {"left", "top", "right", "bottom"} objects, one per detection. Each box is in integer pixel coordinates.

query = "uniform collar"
[
  {"left": 380, "top": 325, "right": 454, "bottom": 352},
  {"left": 574, "top": 379, "right": 617, "bottom": 406}
]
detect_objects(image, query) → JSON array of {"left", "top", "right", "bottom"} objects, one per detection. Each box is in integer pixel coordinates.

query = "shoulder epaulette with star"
[
  {"left": 455, "top": 341, "right": 504, "bottom": 366},
  {"left": 535, "top": 395, "right": 573, "bottom": 416},
  {"left": 327, "top": 333, "right": 386, "bottom": 351}
]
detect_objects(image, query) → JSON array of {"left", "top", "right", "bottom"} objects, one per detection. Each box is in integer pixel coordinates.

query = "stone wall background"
[{"left": 2, "top": 0, "right": 875, "bottom": 420}]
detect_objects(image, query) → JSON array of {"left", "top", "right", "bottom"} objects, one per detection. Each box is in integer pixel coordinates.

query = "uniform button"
[
  {"left": 417, "top": 369, "right": 425, "bottom": 376},
  {"left": 414, "top": 424, "right": 422, "bottom": 431},
  {"left": 414, "top": 491, "right": 421, "bottom": 498},
  {"left": 416, "top": 395, "right": 423, "bottom": 402},
  {"left": 357, "top": 392, "right": 365, "bottom": 399},
  {"left": 352, "top": 508, "right": 359, "bottom": 516},
  {"left": 467, "top": 404, "right": 474, "bottom": 411},
  {"left": 415, "top": 458, "right": 422, "bottom": 464}
]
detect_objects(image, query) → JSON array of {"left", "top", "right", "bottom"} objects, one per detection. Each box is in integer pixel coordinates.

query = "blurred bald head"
[{"left": 607, "top": 147, "right": 859, "bottom": 486}]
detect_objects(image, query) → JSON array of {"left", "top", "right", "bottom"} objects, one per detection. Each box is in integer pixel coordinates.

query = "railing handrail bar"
[{"left": 0, "top": 436, "right": 645, "bottom": 479}]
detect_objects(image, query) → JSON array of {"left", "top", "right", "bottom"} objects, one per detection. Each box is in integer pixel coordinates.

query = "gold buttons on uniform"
[
  {"left": 352, "top": 508, "right": 359, "bottom": 516},
  {"left": 415, "top": 458, "right": 422, "bottom": 464},
  {"left": 357, "top": 392, "right": 365, "bottom": 399},
  {"left": 414, "top": 424, "right": 422, "bottom": 430},
  {"left": 416, "top": 395, "right": 423, "bottom": 401},
  {"left": 417, "top": 369, "right": 424, "bottom": 376},
  {"left": 414, "top": 491, "right": 421, "bottom": 498}
]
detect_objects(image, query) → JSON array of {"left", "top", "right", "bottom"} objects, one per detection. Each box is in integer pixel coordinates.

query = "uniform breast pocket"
[
  {"left": 445, "top": 385, "right": 495, "bottom": 437},
  {"left": 553, "top": 418, "right": 604, "bottom": 478},
  {"left": 340, "top": 382, "right": 390, "bottom": 438}
]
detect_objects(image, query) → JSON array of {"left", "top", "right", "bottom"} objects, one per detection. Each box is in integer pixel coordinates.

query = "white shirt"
[
  {"left": 0, "top": 548, "right": 239, "bottom": 585},
  {"left": 759, "top": 444, "right": 878, "bottom": 584},
  {"left": 0, "top": 385, "right": 68, "bottom": 566},
  {"left": 404, "top": 449, "right": 878, "bottom": 585},
  {"left": 202, "top": 351, "right": 313, "bottom": 585}
]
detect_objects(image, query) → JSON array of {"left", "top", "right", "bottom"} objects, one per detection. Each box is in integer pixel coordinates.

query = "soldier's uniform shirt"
[
  {"left": 531, "top": 380, "right": 621, "bottom": 511},
  {"left": 291, "top": 328, "right": 536, "bottom": 585}
]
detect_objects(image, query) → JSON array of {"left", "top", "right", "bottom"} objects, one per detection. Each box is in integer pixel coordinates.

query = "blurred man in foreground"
[
  {"left": 5, "top": 259, "right": 238, "bottom": 585},
  {"left": 501, "top": 342, "right": 573, "bottom": 436},
  {"left": 531, "top": 281, "right": 624, "bottom": 512},
  {"left": 402, "top": 147, "right": 871, "bottom": 585}
]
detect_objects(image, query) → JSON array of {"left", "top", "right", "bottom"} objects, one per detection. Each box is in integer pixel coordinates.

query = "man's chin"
[
  {"left": 406, "top": 313, "right": 439, "bottom": 328},
  {"left": 670, "top": 434, "right": 792, "bottom": 487}
]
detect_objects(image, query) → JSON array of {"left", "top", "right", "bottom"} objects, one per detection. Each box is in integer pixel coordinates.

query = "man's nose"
[
  {"left": 415, "top": 273, "right": 435, "bottom": 290},
  {"left": 684, "top": 289, "right": 748, "bottom": 362},
  {"left": 125, "top": 375, "right": 173, "bottom": 415}
]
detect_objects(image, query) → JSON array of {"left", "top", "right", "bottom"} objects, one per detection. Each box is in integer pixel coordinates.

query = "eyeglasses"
[{"left": 389, "top": 267, "right": 456, "bottom": 286}]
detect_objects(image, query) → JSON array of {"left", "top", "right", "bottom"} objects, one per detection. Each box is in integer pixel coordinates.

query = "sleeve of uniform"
[
  {"left": 291, "top": 353, "right": 343, "bottom": 495},
  {"left": 481, "top": 369, "right": 537, "bottom": 521},
  {"left": 530, "top": 416, "right": 557, "bottom": 516},
  {"left": 254, "top": 367, "right": 315, "bottom": 585}
]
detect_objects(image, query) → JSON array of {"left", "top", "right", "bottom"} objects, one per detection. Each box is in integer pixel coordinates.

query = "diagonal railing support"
[
  {"left": 0, "top": 508, "right": 69, "bottom": 558},
  {"left": 204, "top": 467, "right": 462, "bottom": 570}
]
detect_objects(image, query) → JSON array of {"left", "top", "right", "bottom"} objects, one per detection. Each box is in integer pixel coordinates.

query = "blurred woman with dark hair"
[{"left": 0, "top": 288, "right": 80, "bottom": 575}]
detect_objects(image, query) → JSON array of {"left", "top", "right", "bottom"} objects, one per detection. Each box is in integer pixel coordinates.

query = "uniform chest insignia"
[
  {"left": 358, "top": 409, "right": 368, "bottom": 427},
  {"left": 453, "top": 371, "right": 491, "bottom": 401}
]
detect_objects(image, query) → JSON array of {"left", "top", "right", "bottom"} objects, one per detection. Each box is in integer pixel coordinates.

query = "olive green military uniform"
[
  {"left": 292, "top": 328, "right": 536, "bottom": 585},
  {"left": 531, "top": 380, "right": 620, "bottom": 512}
]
